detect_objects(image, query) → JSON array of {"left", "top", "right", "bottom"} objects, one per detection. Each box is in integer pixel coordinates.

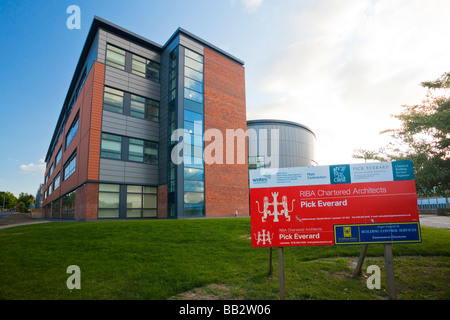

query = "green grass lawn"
[{"left": 0, "top": 217, "right": 448, "bottom": 300}]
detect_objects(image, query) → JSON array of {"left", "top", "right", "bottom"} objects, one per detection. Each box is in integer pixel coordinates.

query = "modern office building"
[
  {"left": 41, "top": 17, "right": 249, "bottom": 220},
  {"left": 247, "top": 119, "right": 317, "bottom": 169}
]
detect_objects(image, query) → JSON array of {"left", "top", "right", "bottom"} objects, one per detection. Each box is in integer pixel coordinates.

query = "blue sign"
[
  {"left": 392, "top": 160, "right": 415, "bottom": 181},
  {"left": 329, "top": 164, "right": 351, "bottom": 184},
  {"left": 334, "top": 222, "right": 421, "bottom": 245}
]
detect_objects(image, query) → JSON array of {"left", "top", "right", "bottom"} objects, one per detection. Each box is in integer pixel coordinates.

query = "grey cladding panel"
[
  {"left": 99, "top": 159, "right": 126, "bottom": 183},
  {"left": 179, "top": 35, "right": 204, "bottom": 55}
]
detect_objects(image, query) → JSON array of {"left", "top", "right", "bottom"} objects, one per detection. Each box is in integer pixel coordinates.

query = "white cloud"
[
  {"left": 20, "top": 159, "right": 45, "bottom": 174},
  {"left": 248, "top": 0, "right": 450, "bottom": 165},
  {"left": 240, "top": 0, "right": 263, "bottom": 12}
]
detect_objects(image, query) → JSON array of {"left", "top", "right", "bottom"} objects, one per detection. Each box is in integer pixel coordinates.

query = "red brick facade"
[
  {"left": 42, "top": 61, "right": 104, "bottom": 219},
  {"left": 157, "top": 185, "right": 168, "bottom": 218},
  {"left": 203, "top": 47, "right": 249, "bottom": 217}
]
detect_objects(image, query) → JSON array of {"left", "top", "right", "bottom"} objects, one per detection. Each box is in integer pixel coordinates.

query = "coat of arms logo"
[
  {"left": 254, "top": 229, "right": 274, "bottom": 245},
  {"left": 255, "top": 192, "right": 295, "bottom": 223}
]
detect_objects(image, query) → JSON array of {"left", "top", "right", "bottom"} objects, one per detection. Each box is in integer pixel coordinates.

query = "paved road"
[
  {"left": 0, "top": 211, "right": 49, "bottom": 229},
  {"left": 419, "top": 214, "right": 450, "bottom": 230}
]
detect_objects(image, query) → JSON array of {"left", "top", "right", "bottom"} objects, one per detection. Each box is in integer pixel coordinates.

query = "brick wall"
[
  {"left": 158, "top": 184, "right": 168, "bottom": 218},
  {"left": 203, "top": 47, "right": 249, "bottom": 217},
  {"left": 42, "top": 61, "right": 104, "bottom": 219}
]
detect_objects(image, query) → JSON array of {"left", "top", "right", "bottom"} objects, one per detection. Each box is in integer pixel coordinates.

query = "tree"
[
  {"left": 16, "top": 193, "right": 35, "bottom": 213},
  {"left": 355, "top": 72, "right": 449, "bottom": 196},
  {"left": 352, "top": 148, "right": 384, "bottom": 163},
  {"left": 0, "top": 191, "right": 17, "bottom": 211},
  {"left": 35, "top": 184, "right": 43, "bottom": 209}
]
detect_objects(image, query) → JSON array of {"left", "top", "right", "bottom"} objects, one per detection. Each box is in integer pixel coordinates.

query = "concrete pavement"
[{"left": 419, "top": 214, "right": 450, "bottom": 230}]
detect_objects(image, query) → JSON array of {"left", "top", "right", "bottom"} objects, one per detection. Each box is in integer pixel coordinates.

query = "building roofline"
[
  {"left": 164, "top": 27, "right": 245, "bottom": 66},
  {"left": 45, "top": 16, "right": 245, "bottom": 162},
  {"left": 247, "top": 119, "right": 316, "bottom": 138}
]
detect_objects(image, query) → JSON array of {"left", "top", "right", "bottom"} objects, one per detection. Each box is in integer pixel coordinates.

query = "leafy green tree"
[
  {"left": 16, "top": 193, "right": 35, "bottom": 213},
  {"left": 0, "top": 191, "right": 17, "bottom": 211}
]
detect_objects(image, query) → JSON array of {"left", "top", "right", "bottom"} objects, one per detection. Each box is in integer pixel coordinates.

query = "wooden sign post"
[
  {"left": 278, "top": 247, "right": 285, "bottom": 300},
  {"left": 355, "top": 244, "right": 397, "bottom": 300}
]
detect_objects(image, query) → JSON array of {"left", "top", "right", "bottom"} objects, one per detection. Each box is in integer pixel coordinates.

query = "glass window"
[
  {"left": 184, "top": 66, "right": 203, "bottom": 82},
  {"left": 184, "top": 167, "right": 204, "bottom": 181},
  {"left": 185, "top": 48, "right": 204, "bottom": 63},
  {"left": 98, "top": 184, "right": 120, "bottom": 219},
  {"left": 103, "top": 87, "right": 124, "bottom": 114},
  {"left": 55, "top": 148, "right": 62, "bottom": 167},
  {"left": 128, "top": 139, "right": 144, "bottom": 162},
  {"left": 184, "top": 207, "right": 204, "bottom": 217},
  {"left": 127, "top": 185, "right": 141, "bottom": 193},
  {"left": 183, "top": 143, "right": 203, "bottom": 158},
  {"left": 101, "top": 133, "right": 122, "bottom": 160},
  {"left": 184, "top": 192, "right": 204, "bottom": 204},
  {"left": 184, "top": 180, "right": 204, "bottom": 192},
  {"left": 183, "top": 156, "right": 204, "bottom": 169},
  {"left": 130, "top": 94, "right": 159, "bottom": 121},
  {"left": 131, "top": 55, "right": 146, "bottom": 77},
  {"left": 65, "top": 113, "right": 79, "bottom": 149},
  {"left": 184, "top": 88, "right": 203, "bottom": 103},
  {"left": 184, "top": 110, "right": 203, "bottom": 122},
  {"left": 49, "top": 165, "right": 53, "bottom": 178},
  {"left": 131, "top": 54, "right": 160, "bottom": 82},
  {"left": 129, "top": 138, "right": 158, "bottom": 164},
  {"left": 106, "top": 44, "right": 125, "bottom": 70},
  {"left": 63, "top": 152, "right": 77, "bottom": 181},
  {"left": 184, "top": 77, "right": 203, "bottom": 93},
  {"left": 184, "top": 99, "right": 203, "bottom": 114},
  {"left": 146, "top": 60, "right": 160, "bottom": 83},
  {"left": 52, "top": 199, "right": 60, "bottom": 219},
  {"left": 99, "top": 193, "right": 120, "bottom": 209},
  {"left": 99, "top": 184, "right": 120, "bottom": 192},
  {"left": 61, "top": 191, "right": 76, "bottom": 219},
  {"left": 184, "top": 120, "right": 203, "bottom": 136},
  {"left": 185, "top": 56, "right": 203, "bottom": 73},
  {"left": 126, "top": 185, "right": 157, "bottom": 218},
  {"left": 53, "top": 173, "right": 60, "bottom": 190}
]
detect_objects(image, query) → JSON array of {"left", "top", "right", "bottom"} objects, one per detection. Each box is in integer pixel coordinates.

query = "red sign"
[{"left": 250, "top": 161, "right": 420, "bottom": 247}]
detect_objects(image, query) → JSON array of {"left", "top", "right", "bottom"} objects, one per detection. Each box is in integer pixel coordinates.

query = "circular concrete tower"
[{"left": 247, "top": 119, "right": 317, "bottom": 169}]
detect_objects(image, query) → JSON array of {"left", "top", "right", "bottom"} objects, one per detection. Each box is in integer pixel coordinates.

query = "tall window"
[
  {"left": 106, "top": 44, "right": 126, "bottom": 70},
  {"left": 101, "top": 133, "right": 122, "bottom": 160},
  {"left": 167, "top": 48, "right": 178, "bottom": 207},
  {"left": 55, "top": 148, "right": 62, "bottom": 167},
  {"left": 126, "top": 185, "right": 157, "bottom": 218},
  {"left": 103, "top": 87, "right": 124, "bottom": 114},
  {"left": 183, "top": 48, "right": 205, "bottom": 217},
  {"left": 128, "top": 138, "right": 158, "bottom": 164},
  {"left": 52, "top": 199, "right": 60, "bottom": 219},
  {"left": 131, "top": 54, "right": 160, "bottom": 82},
  {"left": 65, "top": 113, "right": 79, "bottom": 149},
  {"left": 53, "top": 173, "right": 60, "bottom": 190},
  {"left": 61, "top": 191, "right": 76, "bottom": 219},
  {"left": 63, "top": 151, "right": 77, "bottom": 181},
  {"left": 98, "top": 184, "right": 120, "bottom": 218}
]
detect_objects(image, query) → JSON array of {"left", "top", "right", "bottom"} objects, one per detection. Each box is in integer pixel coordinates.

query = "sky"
[{"left": 0, "top": 0, "right": 449, "bottom": 197}]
